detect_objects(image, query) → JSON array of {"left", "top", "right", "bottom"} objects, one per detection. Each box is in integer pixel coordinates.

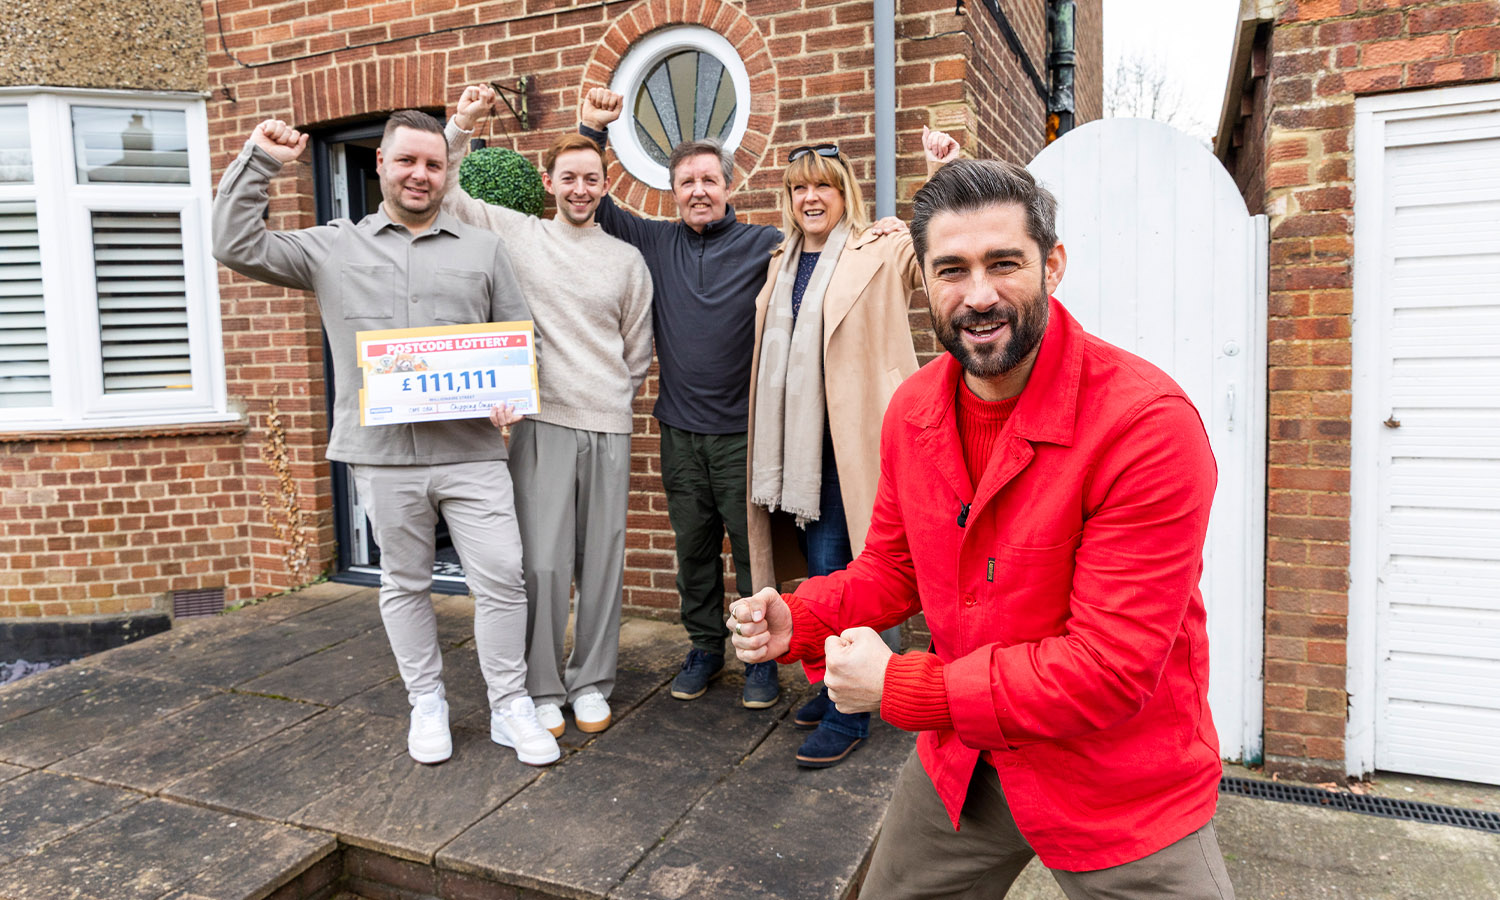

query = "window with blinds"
[
  {"left": 72, "top": 107, "right": 190, "bottom": 185},
  {"left": 91, "top": 211, "right": 192, "bottom": 393},
  {"left": 0, "top": 201, "right": 49, "bottom": 408},
  {"left": 0, "top": 92, "right": 223, "bottom": 430}
]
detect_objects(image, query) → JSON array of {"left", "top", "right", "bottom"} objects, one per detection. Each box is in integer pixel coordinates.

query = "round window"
[{"left": 609, "top": 26, "right": 751, "bottom": 190}]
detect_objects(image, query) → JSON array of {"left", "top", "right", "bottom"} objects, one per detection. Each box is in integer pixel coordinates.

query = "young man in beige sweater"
[{"left": 443, "top": 85, "right": 653, "bottom": 738}]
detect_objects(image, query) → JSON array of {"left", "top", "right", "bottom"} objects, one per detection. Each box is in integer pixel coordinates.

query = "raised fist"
[
  {"left": 454, "top": 84, "right": 496, "bottom": 132},
  {"left": 922, "top": 125, "right": 961, "bottom": 168},
  {"left": 251, "top": 119, "right": 308, "bottom": 165},
  {"left": 581, "top": 88, "right": 624, "bottom": 130}
]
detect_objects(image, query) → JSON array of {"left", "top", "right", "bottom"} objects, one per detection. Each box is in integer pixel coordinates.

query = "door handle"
[{"left": 1227, "top": 383, "right": 1235, "bottom": 432}]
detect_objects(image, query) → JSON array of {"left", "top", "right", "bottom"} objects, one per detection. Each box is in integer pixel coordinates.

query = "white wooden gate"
[
  {"left": 1030, "top": 118, "right": 1268, "bottom": 764},
  {"left": 1349, "top": 83, "right": 1500, "bottom": 786}
]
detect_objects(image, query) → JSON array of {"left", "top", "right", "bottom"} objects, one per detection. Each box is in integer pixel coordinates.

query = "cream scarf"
[{"left": 750, "top": 220, "right": 852, "bottom": 525}]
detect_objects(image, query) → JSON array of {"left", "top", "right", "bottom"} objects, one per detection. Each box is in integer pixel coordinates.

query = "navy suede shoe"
[
  {"left": 670, "top": 648, "right": 724, "bottom": 700},
  {"left": 793, "top": 685, "right": 830, "bottom": 730},
  {"left": 795, "top": 722, "right": 863, "bottom": 768},
  {"left": 741, "top": 661, "right": 780, "bottom": 709}
]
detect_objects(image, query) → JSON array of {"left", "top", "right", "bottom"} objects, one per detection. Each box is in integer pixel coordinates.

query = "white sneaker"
[
  {"left": 534, "top": 701, "right": 565, "bottom": 738},
  {"left": 572, "top": 691, "right": 612, "bottom": 733},
  {"left": 408, "top": 692, "right": 451, "bottom": 764},
  {"left": 491, "top": 696, "right": 561, "bottom": 766}
]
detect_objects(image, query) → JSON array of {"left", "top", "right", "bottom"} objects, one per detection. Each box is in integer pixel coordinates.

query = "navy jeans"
[{"left": 798, "top": 433, "right": 869, "bottom": 740}]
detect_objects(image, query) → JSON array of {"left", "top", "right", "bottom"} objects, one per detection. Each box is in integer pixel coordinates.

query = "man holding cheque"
[{"left": 212, "top": 111, "right": 561, "bottom": 768}]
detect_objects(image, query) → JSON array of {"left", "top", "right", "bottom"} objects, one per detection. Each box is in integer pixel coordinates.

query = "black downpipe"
[{"left": 1047, "top": 0, "right": 1078, "bottom": 141}]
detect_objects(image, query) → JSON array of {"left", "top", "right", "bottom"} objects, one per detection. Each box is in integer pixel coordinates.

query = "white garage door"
[{"left": 1350, "top": 83, "right": 1500, "bottom": 785}]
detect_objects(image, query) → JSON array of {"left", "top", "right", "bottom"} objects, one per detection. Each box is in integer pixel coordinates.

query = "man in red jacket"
[{"left": 729, "top": 159, "right": 1235, "bottom": 898}]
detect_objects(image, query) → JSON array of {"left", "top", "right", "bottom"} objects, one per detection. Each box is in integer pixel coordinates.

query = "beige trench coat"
[{"left": 746, "top": 227, "right": 924, "bottom": 591}]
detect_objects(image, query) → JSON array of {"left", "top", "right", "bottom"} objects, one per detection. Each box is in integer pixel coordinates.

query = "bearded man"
[{"left": 729, "top": 159, "right": 1234, "bottom": 900}]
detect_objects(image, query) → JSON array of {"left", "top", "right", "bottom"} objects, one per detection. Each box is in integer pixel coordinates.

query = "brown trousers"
[{"left": 860, "top": 753, "right": 1236, "bottom": 900}]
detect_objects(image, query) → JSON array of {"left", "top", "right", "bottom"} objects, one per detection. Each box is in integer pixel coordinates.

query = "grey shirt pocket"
[
  {"left": 341, "top": 263, "right": 396, "bottom": 319},
  {"left": 431, "top": 267, "right": 490, "bottom": 323}
]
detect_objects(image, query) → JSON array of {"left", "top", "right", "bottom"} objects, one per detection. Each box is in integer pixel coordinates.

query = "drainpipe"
[
  {"left": 874, "top": 0, "right": 896, "bottom": 218},
  {"left": 1047, "top": 0, "right": 1076, "bottom": 143}
]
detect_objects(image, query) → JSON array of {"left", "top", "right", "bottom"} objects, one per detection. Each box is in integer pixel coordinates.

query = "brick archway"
[
  {"left": 582, "top": 0, "right": 776, "bottom": 217},
  {"left": 290, "top": 53, "right": 451, "bottom": 126}
]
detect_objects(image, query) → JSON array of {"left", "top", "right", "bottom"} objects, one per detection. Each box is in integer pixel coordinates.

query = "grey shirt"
[{"left": 212, "top": 139, "right": 531, "bottom": 465}]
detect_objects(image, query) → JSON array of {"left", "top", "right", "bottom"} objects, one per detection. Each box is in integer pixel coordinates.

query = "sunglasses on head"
[{"left": 788, "top": 144, "right": 840, "bottom": 163}]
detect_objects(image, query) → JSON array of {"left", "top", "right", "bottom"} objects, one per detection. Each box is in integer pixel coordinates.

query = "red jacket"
[{"left": 783, "top": 298, "right": 1222, "bottom": 871}]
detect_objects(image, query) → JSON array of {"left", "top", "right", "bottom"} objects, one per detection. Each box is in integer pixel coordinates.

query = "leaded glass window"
[{"left": 632, "top": 50, "right": 737, "bottom": 166}]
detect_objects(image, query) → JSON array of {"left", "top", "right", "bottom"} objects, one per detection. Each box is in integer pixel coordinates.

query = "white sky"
[{"left": 1103, "top": 0, "right": 1243, "bottom": 139}]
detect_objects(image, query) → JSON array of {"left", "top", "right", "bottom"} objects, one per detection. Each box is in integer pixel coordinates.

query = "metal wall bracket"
[{"left": 488, "top": 76, "right": 532, "bottom": 131}]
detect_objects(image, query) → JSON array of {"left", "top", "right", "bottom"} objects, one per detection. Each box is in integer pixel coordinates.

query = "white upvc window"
[{"left": 0, "top": 89, "right": 230, "bottom": 431}]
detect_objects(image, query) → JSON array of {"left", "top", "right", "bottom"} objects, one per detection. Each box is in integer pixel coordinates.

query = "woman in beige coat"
[{"left": 745, "top": 130, "right": 956, "bottom": 766}]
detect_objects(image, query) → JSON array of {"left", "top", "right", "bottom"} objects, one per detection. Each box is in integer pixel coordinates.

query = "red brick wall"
[
  {"left": 0, "top": 429, "right": 254, "bottom": 619},
  {"left": 1071, "top": 0, "right": 1104, "bottom": 127},
  {"left": 1255, "top": 0, "right": 1499, "bottom": 780}
]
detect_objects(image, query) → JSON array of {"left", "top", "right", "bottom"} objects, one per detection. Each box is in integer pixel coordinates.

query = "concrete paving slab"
[
  {"left": 0, "top": 763, "right": 25, "bottom": 785},
  {"left": 0, "top": 664, "right": 114, "bottom": 723},
  {"left": 438, "top": 749, "right": 724, "bottom": 899},
  {"left": 730, "top": 715, "right": 917, "bottom": 801},
  {"left": 431, "top": 593, "right": 487, "bottom": 647},
  {"left": 615, "top": 780, "right": 891, "bottom": 900},
  {"left": 293, "top": 725, "right": 538, "bottom": 863},
  {"left": 0, "top": 796, "right": 333, "bottom": 900},
  {"left": 130, "top": 620, "right": 370, "bottom": 688},
  {"left": 340, "top": 646, "right": 488, "bottom": 721},
  {"left": 163, "top": 708, "right": 405, "bottom": 820},
  {"left": 0, "top": 672, "right": 215, "bottom": 768},
  {"left": 587, "top": 687, "right": 785, "bottom": 769},
  {"left": 273, "top": 591, "right": 385, "bottom": 634},
  {"left": 86, "top": 616, "right": 260, "bottom": 675},
  {"left": 996, "top": 791, "right": 1500, "bottom": 900},
  {"left": 0, "top": 770, "right": 141, "bottom": 866},
  {"left": 52, "top": 692, "right": 321, "bottom": 793},
  {"left": 614, "top": 617, "right": 696, "bottom": 673},
  {"left": 231, "top": 580, "right": 369, "bottom": 621},
  {"left": 1214, "top": 793, "right": 1500, "bottom": 900},
  {"left": 238, "top": 629, "right": 398, "bottom": 706}
]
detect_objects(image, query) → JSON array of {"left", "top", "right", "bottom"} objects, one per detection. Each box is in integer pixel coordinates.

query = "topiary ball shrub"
[{"left": 459, "top": 147, "right": 545, "bottom": 217}]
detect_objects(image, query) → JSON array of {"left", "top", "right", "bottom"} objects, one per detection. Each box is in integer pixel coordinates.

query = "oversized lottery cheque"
[{"left": 356, "top": 322, "right": 538, "bottom": 426}]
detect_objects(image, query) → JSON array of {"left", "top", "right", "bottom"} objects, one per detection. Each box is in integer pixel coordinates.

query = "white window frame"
[
  {"left": 0, "top": 87, "right": 230, "bottom": 431},
  {"left": 607, "top": 26, "right": 752, "bottom": 191}
]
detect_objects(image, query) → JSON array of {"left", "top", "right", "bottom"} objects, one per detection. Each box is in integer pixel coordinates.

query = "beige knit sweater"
[{"left": 442, "top": 125, "right": 653, "bottom": 435}]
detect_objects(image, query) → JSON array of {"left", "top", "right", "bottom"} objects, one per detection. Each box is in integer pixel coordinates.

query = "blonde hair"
[{"left": 779, "top": 151, "right": 871, "bottom": 243}]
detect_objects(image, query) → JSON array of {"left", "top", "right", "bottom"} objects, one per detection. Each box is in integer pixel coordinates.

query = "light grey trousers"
[
  {"left": 351, "top": 461, "right": 528, "bottom": 711},
  {"left": 507, "top": 420, "right": 630, "bottom": 707}
]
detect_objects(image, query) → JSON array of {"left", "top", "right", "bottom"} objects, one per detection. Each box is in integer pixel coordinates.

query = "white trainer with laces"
[
  {"left": 491, "top": 696, "right": 561, "bottom": 766},
  {"left": 408, "top": 691, "right": 451, "bottom": 764},
  {"left": 534, "top": 701, "right": 565, "bottom": 738},
  {"left": 572, "top": 691, "right": 612, "bottom": 733}
]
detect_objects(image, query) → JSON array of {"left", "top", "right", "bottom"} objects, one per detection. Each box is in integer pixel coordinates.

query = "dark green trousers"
[{"left": 659, "top": 424, "right": 752, "bottom": 654}]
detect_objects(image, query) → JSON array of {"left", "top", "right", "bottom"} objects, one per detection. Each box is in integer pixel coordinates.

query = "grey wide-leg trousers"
[
  {"left": 507, "top": 419, "right": 630, "bottom": 707},
  {"left": 351, "top": 460, "right": 528, "bottom": 711}
]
